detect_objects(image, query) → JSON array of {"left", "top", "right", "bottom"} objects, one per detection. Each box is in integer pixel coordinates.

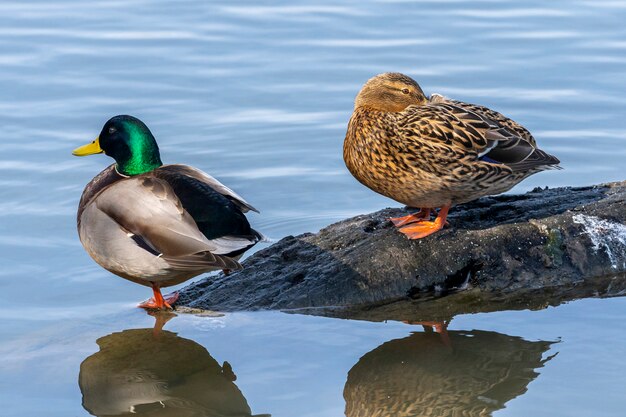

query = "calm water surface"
[{"left": 0, "top": 0, "right": 625, "bottom": 416}]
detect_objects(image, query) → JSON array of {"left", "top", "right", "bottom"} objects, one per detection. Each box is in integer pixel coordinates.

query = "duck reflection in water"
[
  {"left": 79, "top": 318, "right": 270, "bottom": 417},
  {"left": 344, "top": 329, "right": 556, "bottom": 417}
]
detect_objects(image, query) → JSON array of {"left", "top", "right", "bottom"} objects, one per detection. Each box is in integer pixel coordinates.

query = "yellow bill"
[{"left": 72, "top": 137, "right": 103, "bottom": 156}]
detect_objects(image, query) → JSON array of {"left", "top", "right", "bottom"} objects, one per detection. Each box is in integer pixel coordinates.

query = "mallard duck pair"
[
  {"left": 75, "top": 73, "right": 559, "bottom": 309},
  {"left": 344, "top": 72, "right": 560, "bottom": 239}
]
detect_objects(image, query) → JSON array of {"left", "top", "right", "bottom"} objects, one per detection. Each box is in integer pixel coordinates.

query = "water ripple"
[
  {"left": 284, "top": 38, "right": 450, "bottom": 48},
  {"left": 221, "top": 166, "right": 344, "bottom": 180},
  {"left": 210, "top": 109, "right": 339, "bottom": 125},
  {"left": 219, "top": 5, "right": 370, "bottom": 18},
  {"left": 452, "top": 8, "right": 574, "bottom": 18},
  {"left": 431, "top": 87, "right": 581, "bottom": 101}
]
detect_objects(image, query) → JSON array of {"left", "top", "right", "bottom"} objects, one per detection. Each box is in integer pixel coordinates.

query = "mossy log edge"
[{"left": 178, "top": 181, "right": 626, "bottom": 317}]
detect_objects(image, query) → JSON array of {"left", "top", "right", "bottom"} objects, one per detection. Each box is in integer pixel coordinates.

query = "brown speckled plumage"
[{"left": 344, "top": 73, "right": 560, "bottom": 238}]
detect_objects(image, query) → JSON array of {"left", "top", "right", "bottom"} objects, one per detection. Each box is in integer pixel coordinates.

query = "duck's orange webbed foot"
[
  {"left": 398, "top": 205, "right": 450, "bottom": 239},
  {"left": 138, "top": 284, "right": 179, "bottom": 310},
  {"left": 390, "top": 208, "right": 434, "bottom": 227}
]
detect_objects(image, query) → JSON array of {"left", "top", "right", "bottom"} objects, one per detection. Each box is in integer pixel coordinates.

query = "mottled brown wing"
[
  {"left": 398, "top": 102, "right": 559, "bottom": 172},
  {"left": 398, "top": 102, "right": 514, "bottom": 154},
  {"left": 443, "top": 98, "right": 561, "bottom": 171},
  {"left": 446, "top": 98, "right": 537, "bottom": 146}
]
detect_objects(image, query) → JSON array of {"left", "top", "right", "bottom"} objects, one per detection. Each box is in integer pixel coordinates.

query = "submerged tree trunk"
[{"left": 178, "top": 181, "right": 626, "bottom": 317}]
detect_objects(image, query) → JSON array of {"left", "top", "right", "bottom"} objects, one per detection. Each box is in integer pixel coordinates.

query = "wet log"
[{"left": 178, "top": 181, "right": 626, "bottom": 316}]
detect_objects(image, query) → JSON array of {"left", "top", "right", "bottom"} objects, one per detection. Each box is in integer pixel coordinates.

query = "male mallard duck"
[
  {"left": 344, "top": 73, "right": 560, "bottom": 239},
  {"left": 73, "top": 115, "right": 262, "bottom": 309}
]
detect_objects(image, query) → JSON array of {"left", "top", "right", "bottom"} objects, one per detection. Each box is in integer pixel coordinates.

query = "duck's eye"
[
  {"left": 401, "top": 88, "right": 410, "bottom": 95},
  {"left": 108, "top": 126, "right": 116, "bottom": 134}
]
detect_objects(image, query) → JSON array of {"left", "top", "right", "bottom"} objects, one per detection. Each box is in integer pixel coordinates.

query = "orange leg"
[
  {"left": 147, "top": 310, "right": 177, "bottom": 336},
  {"left": 404, "top": 320, "right": 452, "bottom": 347},
  {"left": 422, "top": 321, "right": 451, "bottom": 347},
  {"left": 416, "top": 321, "right": 448, "bottom": 334},
  {"left": 138, "top": 283, "right": 179, "bottom": 310},
  {"left": 390, "top": 208, "right": 434, "bottom": 227},
  {"left": 398, "top": 205, "right": 450, "bottom": 239}
]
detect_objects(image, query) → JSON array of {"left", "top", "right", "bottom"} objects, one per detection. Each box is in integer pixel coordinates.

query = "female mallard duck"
[
  {"left": 344, "top": 73, "right": 560, "bottom": 239},
  {"left": 73, "top": 115, "right": 262, "bottom": 309}
]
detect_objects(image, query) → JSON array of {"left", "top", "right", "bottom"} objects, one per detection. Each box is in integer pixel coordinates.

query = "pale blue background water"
[{"left": 0, "top": 1, "right": 625, "bottom": 416}]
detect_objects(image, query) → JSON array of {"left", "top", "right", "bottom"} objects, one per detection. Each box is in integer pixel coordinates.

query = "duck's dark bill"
[{"left": 72, "top": 137, "right": 103, "bottom": 156}]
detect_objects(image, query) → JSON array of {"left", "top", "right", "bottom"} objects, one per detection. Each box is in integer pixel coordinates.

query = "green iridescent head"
[{"left": 73, "top": 115, "right": 163, "bottom": 176}]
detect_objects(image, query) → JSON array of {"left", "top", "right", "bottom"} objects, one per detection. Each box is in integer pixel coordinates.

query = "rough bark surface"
[{"left": 178, "top": 181, "right": 626, "bottom": 314}]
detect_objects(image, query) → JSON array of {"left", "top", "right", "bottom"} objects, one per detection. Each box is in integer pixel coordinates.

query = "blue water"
[{"left": 0, "top": 0, "right": 625, "bottom": 416}]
